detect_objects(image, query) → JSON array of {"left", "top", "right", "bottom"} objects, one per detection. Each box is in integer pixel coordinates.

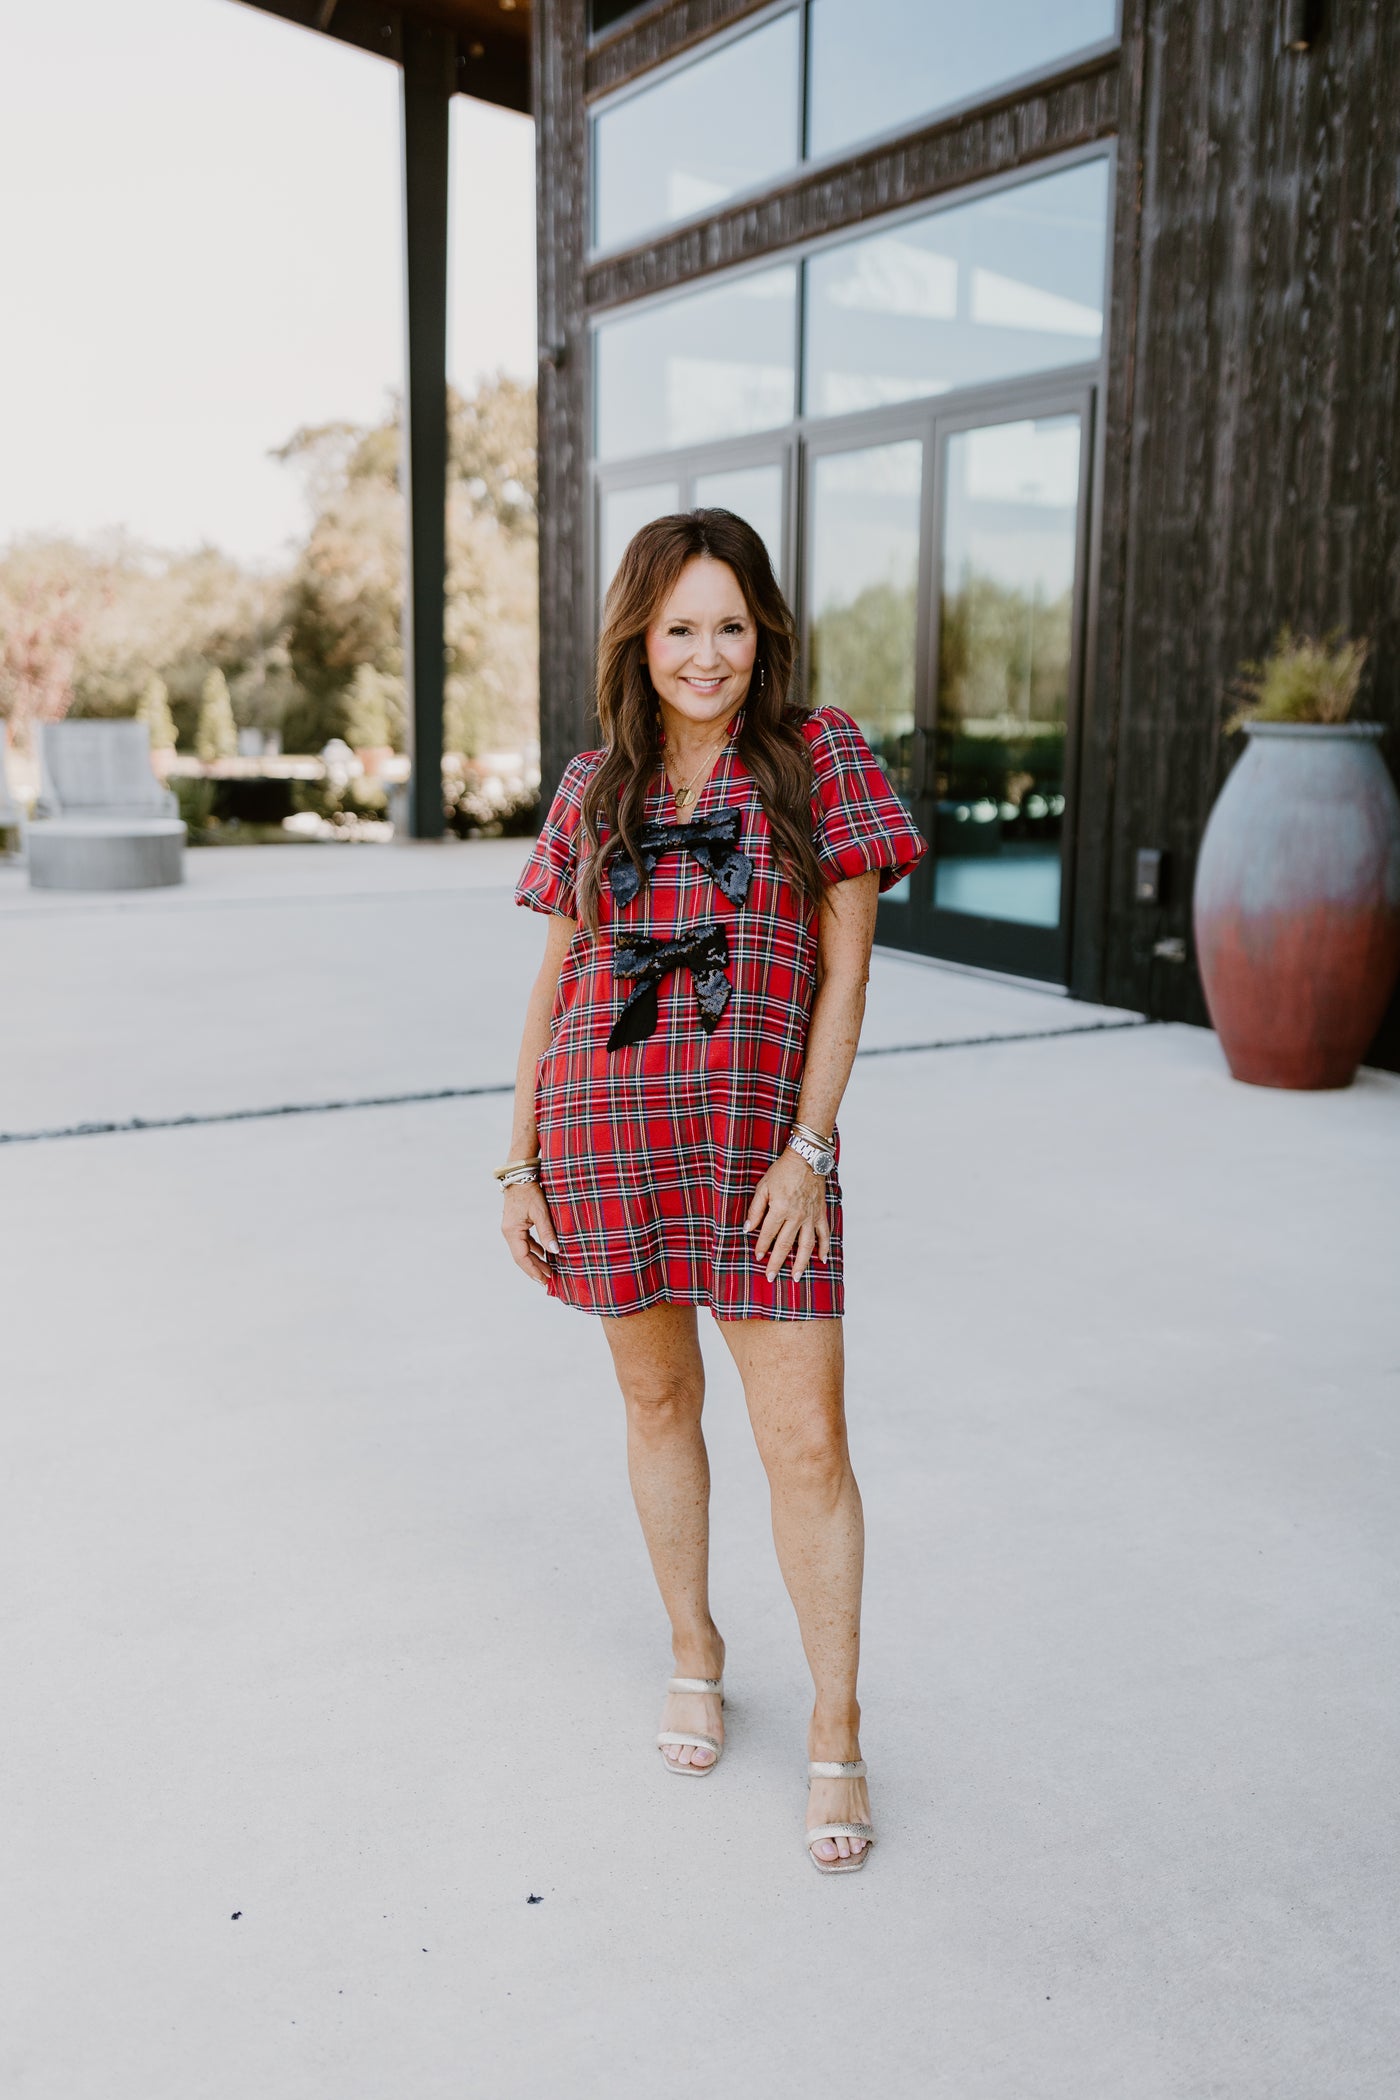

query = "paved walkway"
[{"left": 3, "top": 842, "right": 1397, "bottom": 2098}]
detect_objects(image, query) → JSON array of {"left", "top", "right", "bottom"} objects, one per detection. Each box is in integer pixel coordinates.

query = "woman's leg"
[
  {"left": 715, "top": 1317, "right": 870, "bottom": 1861},
  {"left": 602, "top": 1302, "right": 725, "bottom": 1768}
]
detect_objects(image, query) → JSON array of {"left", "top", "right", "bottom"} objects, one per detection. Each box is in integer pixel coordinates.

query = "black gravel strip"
[
  {"left": 852, "top": 1018, "right": 1151, "bottom": 1058},
  {"left": 0, "top": 1083, "right": 515, "bottom": 1146},
  {"left": 0, "top": 1019, "right": 1151, "bottom": 1148}
]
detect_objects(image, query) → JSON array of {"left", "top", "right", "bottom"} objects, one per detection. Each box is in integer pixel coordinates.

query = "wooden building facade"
[
  {"left": 237, "top": 0, "right": 1399, "bottom": 1061},
  {"left": 535, "top": 0, "right": 1400, "bottom": 1059}
]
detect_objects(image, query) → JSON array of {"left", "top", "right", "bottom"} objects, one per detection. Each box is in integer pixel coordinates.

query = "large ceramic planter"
[{"left": 1193, "top": 722, "right": 1400, "bottom": 1088}]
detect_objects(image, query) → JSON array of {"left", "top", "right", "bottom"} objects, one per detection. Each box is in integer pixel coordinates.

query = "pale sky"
[{"left": 0, "top": 0, "right": 537, "bottom": 566}]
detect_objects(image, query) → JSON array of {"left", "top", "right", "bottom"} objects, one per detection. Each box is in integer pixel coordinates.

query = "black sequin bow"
[
  {"left": 607, "top": 805, "right": 753, "bottom": 909},
  {"left": 606, "top": 920, "right": 732, "bottom": 1051}
]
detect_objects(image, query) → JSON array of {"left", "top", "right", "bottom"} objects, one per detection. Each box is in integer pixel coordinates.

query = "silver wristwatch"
[{"left": 787, "top": 1129, "right": 836, "bottom": 1176}]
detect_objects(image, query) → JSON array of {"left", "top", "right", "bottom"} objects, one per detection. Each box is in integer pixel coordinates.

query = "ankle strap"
[
  {"left": 668, "top": 1676, "right": 723, "bottom": 1695},
  {"left": 808, "top": 1759, "right": 866, "bottom": 1778}
]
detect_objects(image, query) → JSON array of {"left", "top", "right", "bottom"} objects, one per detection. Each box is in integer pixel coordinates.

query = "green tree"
[
  {"left": 196, "top": 667, "right": 237, "bottom": 762},
  {"left": 0, "top": 541, "right": 85, "bottom": 740},
  {"left": 809, "top": 580, "right": 917, "bottom": 752},
  {"left": 278, "top": 375, "right": 538, "bottom": 758},
  {"left": 135, "top": 672, "right": 177, "bottom": 751},
  {"left": 0, "top": 375, "right": 539, "bottom": 766},
  {"left": 938, "top": 574, "right": 1072, "bottom": 729}
]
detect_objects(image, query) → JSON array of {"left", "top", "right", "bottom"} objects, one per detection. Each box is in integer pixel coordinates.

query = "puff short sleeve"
[
  {"left": 802, "top": 705, "right": 929, "bottom": 892},
  {"left": 514, "top": 752, "right": 598, "bottom": 919}
]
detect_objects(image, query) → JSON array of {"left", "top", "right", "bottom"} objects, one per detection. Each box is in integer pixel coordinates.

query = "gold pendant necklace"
[{"left": 667, "top": 731, "right": 729, "bottom": 810}]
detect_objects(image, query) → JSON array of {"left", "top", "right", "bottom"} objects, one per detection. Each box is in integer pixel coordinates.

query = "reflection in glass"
[
  {"left": 591, "top": 0, "right": 646, "bottom": 28},
  {"left": 593, "top": 13, "right": 800, "bottom": 252},
  {"left": 693, "top": 462, "right": 785, "bottom": 583},
  {"left": 808, "top": 441, "right": 923, "bottom": 904},
  {"left": 805, "top": 160, "right": 1108, "bottom": 418},
  {"left": 595, "top": 266, "right": 798, "bottom": 462},
  {"left": 934, "top": 415, "right": 1081, "bottom": 928},
  {"left": 808, "top": 0, "right": 1116, "bottom": 160},
  {"left": 600, "top": 481, "right": 680, "bottom": 600}
]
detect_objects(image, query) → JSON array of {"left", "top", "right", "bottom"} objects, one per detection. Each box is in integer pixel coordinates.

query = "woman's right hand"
[{"left": 501, "top": 1179, "right": 560, "bottom": 1288}]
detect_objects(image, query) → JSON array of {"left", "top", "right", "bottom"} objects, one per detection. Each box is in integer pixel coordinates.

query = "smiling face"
[{"left": 644, "top": 555, "right": 758, "bottom": 740}]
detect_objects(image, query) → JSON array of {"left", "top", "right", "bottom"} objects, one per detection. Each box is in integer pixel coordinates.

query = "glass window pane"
[
  {"left": 591, "top": 0, "right": 646, "bottom": 30},
  {"left": 805, "top": 160, "right": 1109, "bottom": 418},
  {"left": 595, "top": 266, "right": 798, "bottom": 462},
  {"left": 808, "top": 0, "right": 1117, "bottom": 160},
  {"left": 693, "top": 462, "right": 785, "bottom": 584},
  {"left": 593, "top": 14, "right": 801, "bottom": 252},
  {"left": 808, "top": 440, "right": 924, "bottom": 903},
  {"left": 933, "top": 414, "right": 1082, "bottom": 928},
  {"left": 600, "top": 481, "right": 680, "bottom": 599}
]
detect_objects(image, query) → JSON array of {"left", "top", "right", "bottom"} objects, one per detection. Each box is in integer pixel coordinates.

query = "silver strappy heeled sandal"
[
  {"left": 656, "top": 1674, "right": 724, "bottom": 1776},
  {"left": 806, "top": 1758, "right": 876, "bottom": 1873}
]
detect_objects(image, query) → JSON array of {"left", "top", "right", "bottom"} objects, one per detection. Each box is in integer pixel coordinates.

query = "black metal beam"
[{"left": 400, "top": 18, "right": 452, "bottom": 838}]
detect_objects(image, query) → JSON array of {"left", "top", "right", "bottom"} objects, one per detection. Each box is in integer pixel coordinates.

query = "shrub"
[
  {"left": 171, "top": 775, "right": 216, "bottom": 832},
  {"left": 446, "top": 771, "right": 540, "bottom": 838},
  {"left": 291, "top": 776, "right": 341, "bottom": 822}
]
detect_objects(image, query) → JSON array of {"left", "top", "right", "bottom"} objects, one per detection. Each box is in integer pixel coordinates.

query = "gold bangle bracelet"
[
  {"left": 493, "top": 1156, "right": 541, "bottom": 1182},
  {"left": 792, "top": 1121, "right": 833, "bottom": 1149}
]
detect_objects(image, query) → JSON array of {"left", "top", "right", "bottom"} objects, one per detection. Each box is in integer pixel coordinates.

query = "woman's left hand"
[{"left": 744, "top": 1146, "right": 832, "bottom": 1282}]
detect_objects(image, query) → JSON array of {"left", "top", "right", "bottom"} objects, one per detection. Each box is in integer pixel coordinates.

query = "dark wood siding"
[
  {"left": 1071, "top": 0, "right": 1149, "bottom": 1007},
  {"left": 587, "top": 0, "right": 770, "bottom": 95},
  {"left": 533, "top": 0, "right": 592, "bottom": 794},
  {"left": 1103, "top": 0, "right": 1400, "bottom": 1066}
]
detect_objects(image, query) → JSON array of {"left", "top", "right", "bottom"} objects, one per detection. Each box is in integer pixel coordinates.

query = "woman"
[{"left": 500, "top": 510, "right": 926, "bottom": 1874}]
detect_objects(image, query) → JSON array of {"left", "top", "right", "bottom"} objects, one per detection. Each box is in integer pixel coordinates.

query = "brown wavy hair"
[{"left": 577, "top": 509, "right": 822, "bottom": 929}]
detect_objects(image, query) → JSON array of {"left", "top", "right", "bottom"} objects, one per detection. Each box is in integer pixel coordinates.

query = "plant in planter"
[{"left": 1193, "top": 628, "right": 1400, "bottom": 1089}]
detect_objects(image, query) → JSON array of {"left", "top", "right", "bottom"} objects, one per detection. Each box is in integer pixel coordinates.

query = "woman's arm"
[
  {"left": 745, "top": 870, "right": 880, "bottom": 1283},
  {"left": 501, "top": 912, "right": 576, "bottom": 1286}
]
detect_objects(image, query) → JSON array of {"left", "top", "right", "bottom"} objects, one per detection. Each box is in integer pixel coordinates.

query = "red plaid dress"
[{"left": 514, "top": 704, "right": 927, "bottom": 1320}]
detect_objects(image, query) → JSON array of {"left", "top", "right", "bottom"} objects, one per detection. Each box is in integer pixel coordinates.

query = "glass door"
[
  {"left": 802, "top": 418, "right": 932, "bottom": 946},
  {"left": 802, "top": 389, "right": 1092, "bottom": 977},
  {"left": 924, "top": 393, "right": 1091, "bottom": 979}
]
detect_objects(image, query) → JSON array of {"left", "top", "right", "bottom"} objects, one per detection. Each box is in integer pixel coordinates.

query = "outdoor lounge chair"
[{"left": 28, "top": 721, "right": 185, "bottom": 890}]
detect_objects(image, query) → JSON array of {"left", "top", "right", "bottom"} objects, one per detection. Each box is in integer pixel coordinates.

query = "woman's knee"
[
  {"left": 762, "top": 1408, "right": 850, "bottom": 1495},
  {"left": 621, "top": 1368, "right": 704, "bottom": 1439}
]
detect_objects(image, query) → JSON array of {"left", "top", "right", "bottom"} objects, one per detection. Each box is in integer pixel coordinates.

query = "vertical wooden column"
[
  {"left": 400, "top": 19, "right": 452, "bottom": 838},
  {"left": 532, "top": 0, "right": 590, "bottom": 802}
]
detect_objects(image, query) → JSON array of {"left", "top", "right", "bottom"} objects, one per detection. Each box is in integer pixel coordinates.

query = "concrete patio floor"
[{"left": 3, "top": 840, "right": 1398, "bottom": 2099}]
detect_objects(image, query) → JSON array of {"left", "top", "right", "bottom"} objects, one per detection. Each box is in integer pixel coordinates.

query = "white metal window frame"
[
  {"left": 586, "top": 140, "right": 1118, "bottom": 648},
  {"left": 587, "top": 0, "right": 1123, "bottom": 261}
]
